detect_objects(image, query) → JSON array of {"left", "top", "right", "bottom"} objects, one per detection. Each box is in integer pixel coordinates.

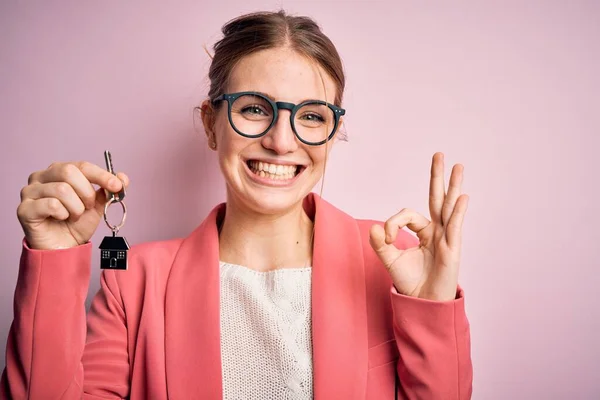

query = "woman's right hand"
[{"left": 17, "top": 161, "right": 130, "bottom": 250}]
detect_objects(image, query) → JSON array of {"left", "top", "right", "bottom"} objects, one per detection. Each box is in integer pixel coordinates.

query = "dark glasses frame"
[{"left": 212, "top": 91, "right": 346, "bottom": 146}]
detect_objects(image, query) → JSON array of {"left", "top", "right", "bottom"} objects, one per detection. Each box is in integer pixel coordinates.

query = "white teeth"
[
  {"left": 248, "top": 160, "right": 300, "bottom": 181},
  {"left": 248, "top": 160, "right": 298, "bottom": 177}
]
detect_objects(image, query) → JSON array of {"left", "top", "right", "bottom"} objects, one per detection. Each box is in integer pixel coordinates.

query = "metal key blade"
[
  {"left": 104, "top": 150, "right": 126, "bottom": 201},
  {"left": 104, "top": 150, "right": 115, "bottom": 174}
]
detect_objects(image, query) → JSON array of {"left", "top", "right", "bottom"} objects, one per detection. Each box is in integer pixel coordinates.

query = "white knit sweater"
[{"left": 219, "top": 261, "right": 313, "bottom": 399}]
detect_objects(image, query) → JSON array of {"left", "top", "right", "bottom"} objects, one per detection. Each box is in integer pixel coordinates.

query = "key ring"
[{"left": 104, "top": 196, "right": 127, "bottom": 235}]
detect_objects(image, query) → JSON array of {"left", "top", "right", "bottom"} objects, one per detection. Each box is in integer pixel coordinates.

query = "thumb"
[
  {"left": 369, "top": 223, "right": 402, "bottom": 268},
  {"left": 95, "top": 173, "right": 129, "bottom": 215},
  {"left": 369, "top": 224, "right": 388, "bottom": 252}
]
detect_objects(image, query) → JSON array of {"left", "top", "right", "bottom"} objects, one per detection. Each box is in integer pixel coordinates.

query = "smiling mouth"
[{"left": 246, "top": 160, "right": 304, "bottom": 180}]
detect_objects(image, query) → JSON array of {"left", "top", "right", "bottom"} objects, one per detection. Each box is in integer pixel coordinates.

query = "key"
[
  {"left": 99, "top": 150, "right": 130, "bottom": 270},
  {"left": 104, "top": 150, "right": 126, "bottom": 202}
]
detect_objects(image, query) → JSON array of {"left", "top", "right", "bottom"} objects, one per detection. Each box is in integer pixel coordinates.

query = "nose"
[{"left": 260, "top": 110, "right": 298, "bottom": 155}]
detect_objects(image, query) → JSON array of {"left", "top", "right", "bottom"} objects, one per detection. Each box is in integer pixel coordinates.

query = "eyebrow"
[
  {"left": 252, "top": 91, "right": 276, "bottom": 101},
  {"left": 251, "top": 90, "right": 327, "bottom": 104}
]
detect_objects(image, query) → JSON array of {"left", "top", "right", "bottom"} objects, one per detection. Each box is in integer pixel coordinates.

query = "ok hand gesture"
[{"left": 369, "top": 152, "right": 469, "bottom": 301}]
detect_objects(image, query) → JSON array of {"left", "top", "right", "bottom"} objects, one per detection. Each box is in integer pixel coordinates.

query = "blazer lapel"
[
  {"left": 163, "top": 194, "right": 369, "bottom": 399},
  {"left": 307, "top": 194, "right": 369, "bottom": 399},
  {"left": 164, "top": 203, "right": 224, "bottom": 399}
]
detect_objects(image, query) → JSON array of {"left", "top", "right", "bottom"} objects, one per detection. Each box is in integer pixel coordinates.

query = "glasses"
[{"left": 212, "top": 91, "right": 346, "bottom": 146}]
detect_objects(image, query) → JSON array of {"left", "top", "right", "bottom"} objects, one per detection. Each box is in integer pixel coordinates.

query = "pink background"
[{"left": 1, "top": 1, "right": 598, "bottom": 398}]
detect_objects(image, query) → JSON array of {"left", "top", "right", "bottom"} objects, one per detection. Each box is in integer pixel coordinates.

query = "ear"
[{"left": 200, "top": 99, "right": 218, "bottom": 150}]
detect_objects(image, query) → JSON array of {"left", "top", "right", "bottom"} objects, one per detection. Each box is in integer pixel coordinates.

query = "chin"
[{"left": 241, "top": 187, "right": 308, "bottom": 215}]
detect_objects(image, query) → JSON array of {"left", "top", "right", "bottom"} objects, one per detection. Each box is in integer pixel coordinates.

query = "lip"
[{"left": 242, "top": 159, "right": 306, "bottom": 187}]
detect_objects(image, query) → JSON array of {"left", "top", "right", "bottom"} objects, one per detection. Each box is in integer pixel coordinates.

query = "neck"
[{"left": 218, "top": 194, "right": 314, "bottom": 272}]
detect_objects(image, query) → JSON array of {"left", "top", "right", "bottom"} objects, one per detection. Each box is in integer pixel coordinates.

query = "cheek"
[
  {"left": 212, "top": 112, "right": 229, "bottom": 142},
  {"left": 215, "top": 126, "right": 250, "bottom": 177},
  {"left": 214, "top": 117, "right": 240, "bottom": 152},
  {"left": 308, "top": 145, "right": 332, "bottom": 167}
]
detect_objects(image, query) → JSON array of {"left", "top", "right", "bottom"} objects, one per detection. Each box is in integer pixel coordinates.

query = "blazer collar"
[{"left": 164, "top": 193, "right": 368, "bottom": 399}]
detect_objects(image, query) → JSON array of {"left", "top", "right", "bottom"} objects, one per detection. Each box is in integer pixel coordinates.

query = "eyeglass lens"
[{"left": 229, "top": 94, "right": 335, "bottom": 144}]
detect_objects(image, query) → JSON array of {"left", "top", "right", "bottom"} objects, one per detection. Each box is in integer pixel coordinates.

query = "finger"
[
  {"left": 17, "top": 198, "right": 70, "bottom": 223},
  {"left": 20, "top": 182, "right": 86, "bottom": 221},
  {"left": 428, "top": 152, "right": 446, "bottom": 224},
  {"left": 114, "top": 172, "right": 130, "bottom": 188},
  {"left": 446, "top": 194, "right": 469, "bottom": 248},
  {"left": 369, "top": 224, "right": 401, "bottom": 269},
  {"left": 101, "top": 171, "right": 130, "bottom": 204},
  {"left": 36, "top": 162, "right": 122, "bottom": 209},
  {"left": 90, "top": 172, "right": 129, "bottom": 218},
  {"left": 76, "top": 161, "right": 126, "bottom": 192},
  {"left": 442, "top": 163, "right": 464, "bottom": 227},
  {"left": 111, "top": 171, "right": 129, "bottom": 197},
  {"left": 384, "top": 208, "right": 430, "bottom": 244}
]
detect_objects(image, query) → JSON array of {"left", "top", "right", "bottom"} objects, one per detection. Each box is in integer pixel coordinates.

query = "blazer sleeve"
[
  {"left": 1, "top": 239, "right": 130, "bottom": 399},
  {"left": 391, "top": 234, "right": 473, "bottom": 400}
]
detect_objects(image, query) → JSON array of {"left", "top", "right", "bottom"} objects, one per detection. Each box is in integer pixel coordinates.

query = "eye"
[
  {"left": 241, "top": 105, "right": 269, "bottom": 116},
  {"left": 299, "top": 112, "right": 325, "bottom": 122}
]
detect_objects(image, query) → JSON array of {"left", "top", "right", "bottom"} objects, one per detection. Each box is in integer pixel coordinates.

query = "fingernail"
[{"left": 108, "top": 177, "right": 119, "bottom": 188}]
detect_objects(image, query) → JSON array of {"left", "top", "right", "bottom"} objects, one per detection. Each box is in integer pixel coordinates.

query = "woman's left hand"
[{"left": 369, "top": 152, "right": 469, "bottom": 301}]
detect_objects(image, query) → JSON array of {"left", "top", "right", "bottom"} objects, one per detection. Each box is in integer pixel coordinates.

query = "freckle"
[{"left": 296, "top": 241, "right": 299, "bottom": 244}]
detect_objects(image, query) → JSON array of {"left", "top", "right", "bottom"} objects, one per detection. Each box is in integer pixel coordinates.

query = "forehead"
[{"left": 227, "top": 47, "right": 337, "bottom": 104}]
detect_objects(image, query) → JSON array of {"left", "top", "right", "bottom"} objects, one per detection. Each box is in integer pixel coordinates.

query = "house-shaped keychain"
[{"left": 99, "top": 235, "right": 130, "bottom": 270}]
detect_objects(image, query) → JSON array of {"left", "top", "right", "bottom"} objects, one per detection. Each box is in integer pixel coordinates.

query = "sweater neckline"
[{"left": 219, "top": 260, "right": 312, "bottom": 274}]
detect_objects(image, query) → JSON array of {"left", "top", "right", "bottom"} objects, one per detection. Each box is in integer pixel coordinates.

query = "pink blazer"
[{"left": 1, "top": 193, "right": 472, "bottom": 399}]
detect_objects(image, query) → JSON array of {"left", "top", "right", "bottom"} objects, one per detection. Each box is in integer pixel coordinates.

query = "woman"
[{"left": 2, "top": 10, "right": 472, "bottom": 400}]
